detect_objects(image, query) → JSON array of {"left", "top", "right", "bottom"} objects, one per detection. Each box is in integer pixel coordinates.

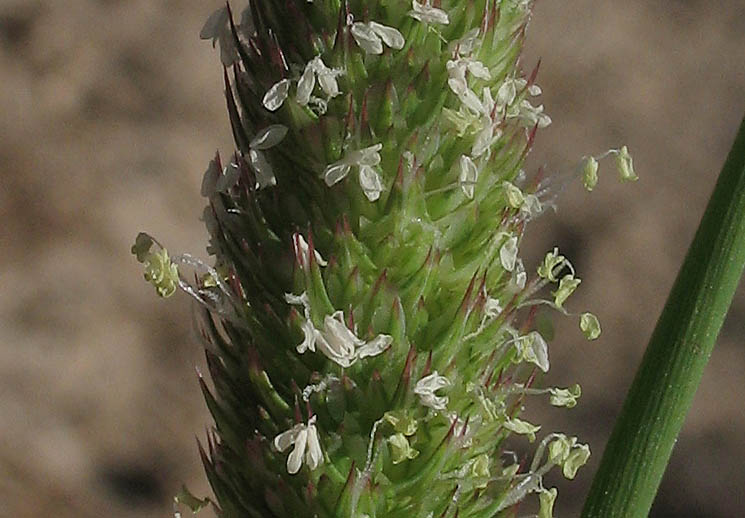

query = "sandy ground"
[{"left": 1, "top": 1, "right": 743, "bottom": 517}]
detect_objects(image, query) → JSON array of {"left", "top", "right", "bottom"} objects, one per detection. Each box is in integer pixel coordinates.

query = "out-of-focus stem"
[{"left": 582, "top": 114, "right": 745, "bottom": 517}]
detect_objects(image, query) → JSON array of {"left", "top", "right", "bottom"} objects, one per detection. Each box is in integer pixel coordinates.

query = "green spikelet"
[{"left": 133, "top": 1, "right": 637, "bottom": 516}]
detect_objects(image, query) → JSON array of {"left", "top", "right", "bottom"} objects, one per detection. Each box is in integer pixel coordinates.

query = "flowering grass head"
[{"left": 135, "top": 1, "right": 636, "bottom": 516}]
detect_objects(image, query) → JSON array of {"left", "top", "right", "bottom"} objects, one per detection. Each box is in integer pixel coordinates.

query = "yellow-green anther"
[
  {"left": 503, "top": 417, "right": 541, "bottom": 442},
  {"left": 503, "top": 181, "right": 524, "bottom": 208},
  {"left": 549, "top": 384, "right": 582, "bottom": 408},
  {"left": 384, "top": 411, "right": 418, "bottom": 436},
  {"left": 552, "top": 274, "right": 581, "bottom": 308},
  {"left": 563, "top": 443, "right": 591, "bottom": 479},
  {"left": 143, "top": 248, "right": 179, "bottom": 298},
  {"left": 174, "top": 484, "right": 210, "bottom": 513},
  {"left": 582, "top": 156, "right": 599, "bottom": 191},
  {"left": 388, "top": 433, "right": 419, "bottom": 464},
  {"left": 616, "top": 145, "right": 638, "bottom": 182},
  {"left": 548, "top": 434, "right": 574, "bottom": 465},
  {"left": 538, "top": 487, "right": 558, "bottom": 518},
  {"left": 537, "top": 247, "right": 566, "bottom": 282},
  {"left": 471, "top": 453, "right": 491, "bottom": 489},
  {"left": 579, "top": 312, "right": 601, "bottom": 340},
  {"left": 476, "top": 390, "right": 502, "bottom": 421}
]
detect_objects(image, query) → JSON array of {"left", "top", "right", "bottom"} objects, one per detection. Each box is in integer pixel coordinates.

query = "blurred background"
[{"left": 1, "top": 0, "right": 743, "bottom": 517}]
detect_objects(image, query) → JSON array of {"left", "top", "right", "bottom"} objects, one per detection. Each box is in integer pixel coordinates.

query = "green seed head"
[{"left": 134, "top": 1, "right": 634, "bottom": 516}]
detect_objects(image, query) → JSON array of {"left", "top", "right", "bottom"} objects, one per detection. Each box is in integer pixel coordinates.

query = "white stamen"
[
  {"left": 369, "top": 21, "right": 405, "bottom": 49},
  {"left": 273, "top": 415, "right": 323, "bottom": 474},
  {"left": 285, "top": 299, "right": 392, "bottom": 367},
  {"left": 485, "top": 297, "right": 503, "bottom": 318},
  {"left": 500, "top": 235, "right": 519, "bottom": 272},
  {"left": 324, "top": 163, "right": 352, "bottom": 186},
  {"left": 458, "top": 155, "right": 478, "bottom": 199},
  {"left": 466, "top": 60, "right": 491, "bottom": 80},
  {"left": 310, "top": 56, "right": 343, "bottom": 98},
  {"left": 449, "top": 28, "right": 480, "bottom": 56},
  {"left": 518, "top": 100, "right": 552, "bottom": 128},
  {"left": 359, "top": 165, "right": 384, "bottom": 202},
  {"left": 296, "top": 63, "right": 316, "bottom": 106},
  {"left": 409, "top": 0, "right": 450, "bottom": 24},
  {"left": 263, "top": 79, "right": 290, "bottom": 111},
  {"left": 460, "top": 88, "right": 484, "bottom": 114},
  {"left": 351, "top": 22, "right": 383, "bottom": 54},
  {"left": 324, "top": 144, "right": 384, "bottom": 201},
  {"left": 247, "top": 125, "right": 287, "bottom": 189},
  {"left": 414, "top": 371, "right": 451, "bottom": 410},
  {"left": 497, "top": 79, "right": 517, "bottom": 108}
]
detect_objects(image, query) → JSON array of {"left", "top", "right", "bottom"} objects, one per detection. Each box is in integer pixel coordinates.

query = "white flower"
[
  {"left": 314, "top": 311, "right": 359, "bottom": 364},
  {"left": 458, "top": 155, "right": 478, "bottom": 199},
  {"left": 471, "top": 87, "right": 503, "bottom": 158},
  {"left": 296, "top": 62, "right": 316, "bottom": 106},
  {"left": 495, "top": 77, "right": 542, "bottom": 112},
  {"left": 324, "top": 143, "right": 384, "bottom": 202},
  {"left": 465, "top": 60, "right": 490, "bottom": 80},
  {"left": 285, "top": 296, "right": 392, "bottom": 367},
  {"left": 447, "top": 57, "right": 491, "bottom": 83},
  {"left": 313, "top": 312, "right": 392, "bottom": 367},
  {"left": 351, "top": 21, "right": 405, "bottom": 54},
  {"left": 528, "top": 83, "right": 542, "bottom": 96},
  {"left": 443, "top": 88, "right": 501, "bottom": 158},
  {"left": 292, "top": 233, "right": 327, "bottom": 270},
  {"left": 408, "top": 0, "right": 449, "bottom": 24},
  {"left": 359, "top": 165, "right": 384, "bottom": 201},
  {"left": 516, "top": 100, "right": 551, "bottom": 128},
  {"left": 248, "top": 124, "right": 288, "bottom": 188},
  {"left": 296, "top": 56, "right": 344, "bottom": 107},
  {"left": 505, "top": 259, "right": 527, "bottom": 293},
  {"left": 449, "top": 27, "right": 480, "bottom": 56},
  {"left": 273, "top": 415, "right": 323, "bottom": 474},
  {"left": 496, "top": 78, "right": 518, "bottom": 108},
  {"left": 297, "top": 318, "right": 319, "bottom": 355},
  {"left": 484, "top": 297, "right": 503, "bottom": 318},
  {"left": 312, "top": 56, "right": 343, "bottom": 98},
  {"left": 500, "top": 235, "right": 519, "bottom": 272},
  {"left": 262, "top": 78, "right": 291, "bottom": 111},
  {"left": 447, "top": 59, "right": 489, "bottom": 115},
  {"left": 414, "top": 371, "right": 451, "bottom": 410}
]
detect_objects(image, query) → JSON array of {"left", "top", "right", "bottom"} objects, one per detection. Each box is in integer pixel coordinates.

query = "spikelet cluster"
[{"left": 134, "top": 1, "right": 636, "bottom": 516}]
